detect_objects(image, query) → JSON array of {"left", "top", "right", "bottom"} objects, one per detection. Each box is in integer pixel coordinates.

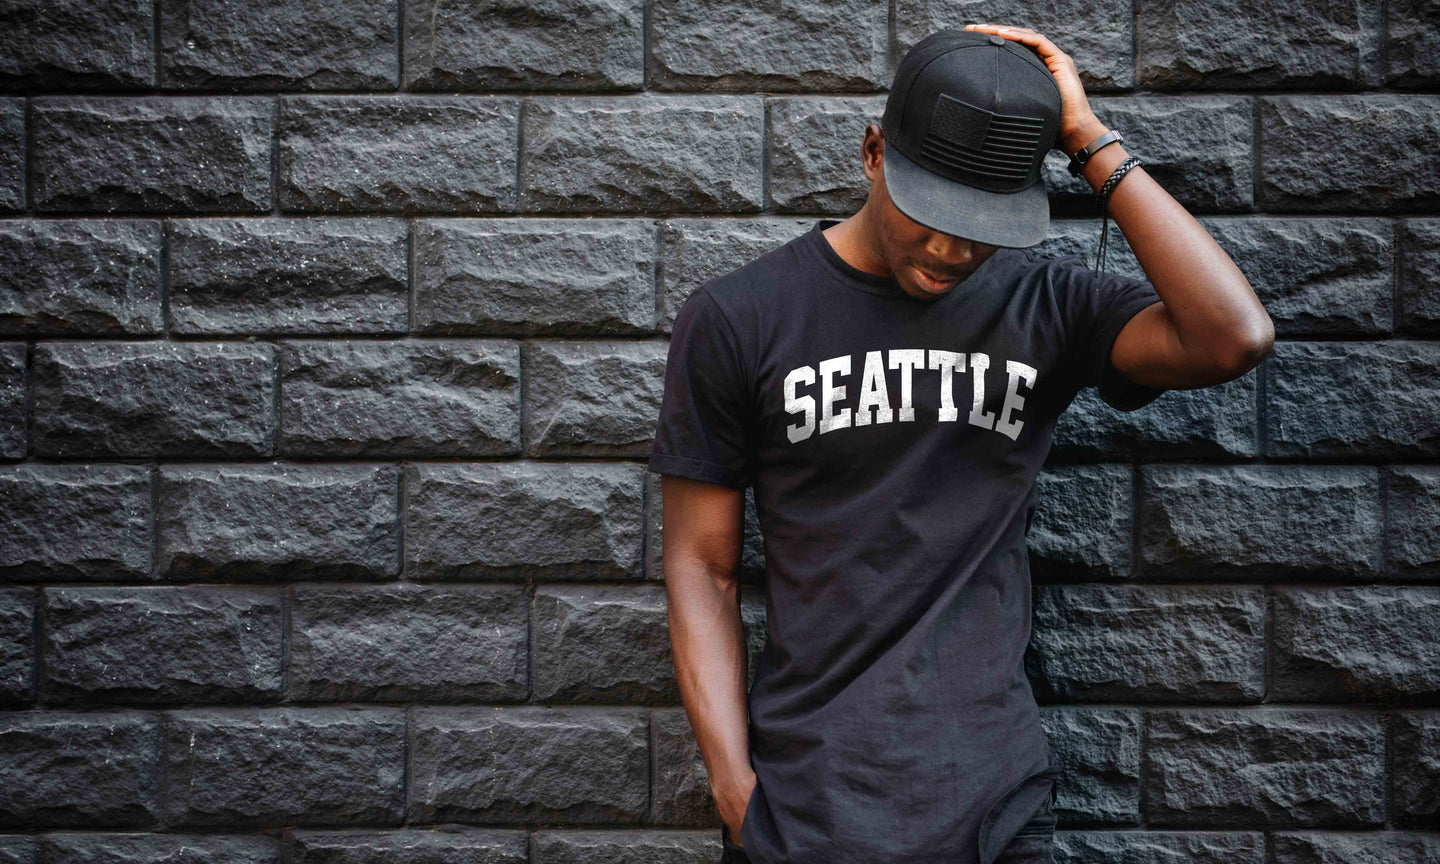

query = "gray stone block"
[
  {"left": 767, "top": 96, "right": 885, "bottom": 213},
  {"left": 279, "top": 96, "right": 520, "bottom": 213},
  {"left": 1053, "top": 830, "right": 1263, "bottom": 863},
  {"left": 289, "top": 584, "right": 528, "bottom": 702},
  {"left": 159, "top": 0, "right": 398, "bottom": 91},
  {"left": 406, "top": 462, "right": 645, "bottom": 580},
  {"left": 164, "top": 707, "right": 406, "bottom": 827},
  {"left": 520, "top": 96, "right": 763, "bottom": 213},
  {"left": 1384, "top": 0, "right": 1440, "bottom": 87},
  {"left": 287, "top": 829, "right": 528, "bottom": 864},
  {"left": 1259, "top": 95, "right": 1440, "bottom": 211},
  {"left": 1039, "top": 707, "right": 1141, "bottom": 826},
  {"left": 157, "top": 463, "right": 400, "bottom": 582},
  {"left": 42, "top": 586, "right": 282, "bottom": 704},
  {"left": 1387, "top": 466, "right": 1440, "bottom": 581},
  {"left": 1051, "top": 376, "right": 1257, "bottom": 461},
  {"left": 1390, "top": 710, "right": 1440, "bottom": 827},
  {"left": 531, "top": 829, "right": 719, "bottom": 863},
  {"left": 1143, "top": 708, "right": 1384, "bottom": 827},
  {"left": 650, "top": 0, "right": 888, "bottom": 92},
  {"left": 1029, "top": 584, "right": 1265, "bottom": 702},
  {"left": 524, "top": 340, "right": 668, "bottom": 457},
  {"left": 532, "top": 584, "right": 674, "bottom": 704},
  {"left": 1138, "top": 465, "right": 1381, "bottom": 580},
  {"left": 1028, "top": 465, "right": 1134, "bottom": 580},
  {"left": 0, "top": 0, "right": 153, "bottom": 90},
  {"left": 0, "top": 465, "right": 153, "bottom": 583},
  {"left": 1270, "top": 831, "right": 1440, "bottom": 863},
  {"left": 1265, "top": 341, "right": 1440, "bottom": 458},
  {"left": 0, "top": 588, "right": 33, "bottom": 703},
  {"left": 1399, "top": 218, "right": 1440, "bottom": 334},
  {"left": 1271, "top": 586, "right": 1440, "bottom": 702},
  {"left": 409, "top": 706, "right": 649, "bottom": 823},
  {"left": 32, "top": 341, "right": 275, "bottom": 458},
  {"left": 37, "top": 833, "right": 280, "bottom": 864},
  {"left": 0, "top": 220, "right": 162, "bottom": 336},
  {"left": 278, "top": 340, "right": 520, "bottom": 458},
  {"left": 167, "top": 218, "right": 408, "bottom": 336},
  {"left": 1137, "top": 0, "right": 1381, "bottom": 89},
  {"left": 0, "top": 343, "right": 22, "bottom": 458},
  {"left": 650, "top": 707, "right": 715, "bottom": 826},
  {"left": 0, "top": 99, "right": 21, "bottom": 211},
  {"left": 414, "top": 218, "right": 658, "bottom": 336},
  {"left": 0, "top": 711, "right": 160, "bottom": 828},
  {"left": 31, "top": 96, "right": 272, "bottom": 213},
  {"left": 404, "top": 0, "right": 643, "bottom": 92}
]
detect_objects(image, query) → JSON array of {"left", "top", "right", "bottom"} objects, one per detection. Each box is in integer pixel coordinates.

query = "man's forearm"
[
  {"left": 665, "top": 562, "right": 756, "bottom": 813},
  {"left": 1063, "top": 116, "right": 1274, "bottom": 372}
]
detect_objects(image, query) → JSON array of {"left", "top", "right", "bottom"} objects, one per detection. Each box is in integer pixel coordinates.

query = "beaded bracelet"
[{"left": 1093, "top": 155, "right": 1143, "bottom": 274}]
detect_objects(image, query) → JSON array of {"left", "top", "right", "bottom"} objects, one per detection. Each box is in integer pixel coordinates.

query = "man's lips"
[{"left": 913, "top": 266, "right": 964, "bottom": 289}]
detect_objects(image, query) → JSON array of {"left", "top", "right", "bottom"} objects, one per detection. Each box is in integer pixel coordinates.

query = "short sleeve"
[
  {"left": 647, "top": 286, "right": 756, "bottom": 489},
  {"left": 1050, "top": 255, "right": 1167, "bottom": 411}
]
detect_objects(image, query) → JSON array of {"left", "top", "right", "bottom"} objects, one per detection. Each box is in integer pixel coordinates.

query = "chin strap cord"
[{"left": 1093, "top": 155, "right": 1143, "bottom": 274}]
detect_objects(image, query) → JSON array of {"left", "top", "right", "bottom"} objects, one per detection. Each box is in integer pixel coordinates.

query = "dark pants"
[{"left": 718, "top": 792, "right": 1057, "bottom": 864}]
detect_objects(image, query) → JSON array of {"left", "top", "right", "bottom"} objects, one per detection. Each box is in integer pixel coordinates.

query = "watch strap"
[{"left": 1067, "top": 129, "right": 1124, "bottom": 176}]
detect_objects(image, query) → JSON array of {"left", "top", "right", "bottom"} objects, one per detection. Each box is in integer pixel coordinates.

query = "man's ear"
[{"left": 861, "top": 123, "right": 884, "bottom": 182}]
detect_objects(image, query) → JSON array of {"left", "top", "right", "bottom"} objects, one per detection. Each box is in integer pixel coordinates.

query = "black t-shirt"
[{"left": 648, "top": 218, "right": 1165, "bottom": 864}]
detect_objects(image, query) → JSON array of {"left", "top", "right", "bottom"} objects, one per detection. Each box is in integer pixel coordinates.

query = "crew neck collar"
[{"left": 803, "top": 218, "right": 1006, "bottom": 301}]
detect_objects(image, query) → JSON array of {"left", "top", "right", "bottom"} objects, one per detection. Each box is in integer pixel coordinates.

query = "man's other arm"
[{"left": 660, "top": 474, "right": 757, "bottom": 846}]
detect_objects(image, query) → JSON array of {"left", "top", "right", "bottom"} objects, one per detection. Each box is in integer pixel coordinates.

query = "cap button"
[{"left": 987, "top": 34, "right": 1005, "bottom": 46}]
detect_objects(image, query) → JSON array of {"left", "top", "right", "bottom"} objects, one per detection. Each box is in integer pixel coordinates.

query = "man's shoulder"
[{"left": 689, "top": 224, "right": 812, "bottom": 318}]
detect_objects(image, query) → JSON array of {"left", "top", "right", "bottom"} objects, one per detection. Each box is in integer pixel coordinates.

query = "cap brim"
[{"left": 883, "top": 142, "right": 1050, "bottom": 248}]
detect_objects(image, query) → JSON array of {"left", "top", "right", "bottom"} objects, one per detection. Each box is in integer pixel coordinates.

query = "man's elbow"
[{"left": 1216, "top": 316, "right": 1276, "bottom": 378}]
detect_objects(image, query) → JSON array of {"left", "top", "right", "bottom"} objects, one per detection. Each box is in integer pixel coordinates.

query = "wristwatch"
[{"left": 1066, "top": 129, "right": 1124, "bottom": 176}]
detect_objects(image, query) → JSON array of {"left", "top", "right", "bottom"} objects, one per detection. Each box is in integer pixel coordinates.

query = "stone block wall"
[{"left": 0, "top": 0, "right": 1437, "bottom": 862}]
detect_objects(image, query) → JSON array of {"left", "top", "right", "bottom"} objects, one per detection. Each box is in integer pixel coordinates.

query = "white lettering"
[
  {"left": 818, "top": 355, "right": 852, "bottom": 435},
  {"left": 784, "top": 365, "right": 816, "bottom": 442},
  {"left": 995, "top": 359, "right": 1037, "bottom": 440},
  {"left": 854, "top": 350, "right": 893, "bottom": 426}
]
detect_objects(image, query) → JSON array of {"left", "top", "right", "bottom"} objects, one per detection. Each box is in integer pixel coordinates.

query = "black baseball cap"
[{"left": 880, "top": 29, "right": 1063, "bottom": 248}]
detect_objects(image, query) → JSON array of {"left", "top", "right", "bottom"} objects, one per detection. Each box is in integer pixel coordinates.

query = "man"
[{"left": 648, "top": 24, "right": 1273, "bottom": 864}]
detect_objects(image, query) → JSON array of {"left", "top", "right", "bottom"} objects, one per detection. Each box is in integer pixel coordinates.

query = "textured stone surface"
[
  {"left": 532, "top": 584, "right": 674, "bottom": 703},
  {"left": 1138, "top": 465, "right": 1381, "bottom": 580},
  {"left": 0, "top": 0, "right": 153, "bottom": 90},
  {"left": 1191, "top": 217, "right": 1393, "bottom": 336},
  {"left": 413, "top": 218, "right": 657, "bottom": 336},
  {"left": 1050, "top": 375, "right": 1257, "bottom": 461},
  {"left": 0, "top": 836, "right": 33, "bottom": 864},
  {"left": 1029, "top": 584, "right": 1265, "bottom": 702},
  {"left": 404, "top": 0, "right": 643, "bottom": 91},
  {"left": 32, "top": 341, "right": 275, "bottom": 458},
  {"left": 650, "top": 0, "right": 888, "bottom": 92},
  {"left": 167, "top": 218, "right": 408, "bottom": 335},
  {"left": 157, "top": 463, "right": 400, "bottom": 581},
  {"left": 0, "top": 588, "right": 33, "bottom": 703},
  {"left": 1385, "top": 0, "right": 1440, "bottom": 87},
  {"left": 1144, "top": 709, "right": 1384, "bottom": 827},
  {"left": 278, "top": 340, "right": 520, "bottom": 458},
  {"left": 767, "top": 96, "right": 884, "bottom": 213},
  {"left": 1388, "top": 466, "right": 1440, "bottom": 581},
  {"left": 530, "top": 829, "right": 719, "bottom": 863},
  {"left": 279, "top": 96, "right": 520, "bottom": 213},
  {"left": 1390, "top": 711, "right": 1440, "bottom": 826},
  {"left": 164, "top": 707, "right": 405, "bottom": 827},
  {"left": 523, "top": 340, "right": 668, "bottom": 457},
  {"left": 657, "top": 218, "right": 810, "bottom": 332},
  {"left": 288, "top": 829, "right": 528, "bottom": 864},
  {"left": 31, "top": 97, "right": 272, "bottom": 213},
  {"left": 0, "top": 99, "right": 20, "bottom": 211},
  {"left": 1053, "top": 830, "right": 1264, "bottom": 863},
  {"left": 1137, "top": 0, "right": 1381, "bottom": 89},
  {"left": 406, "top": 462, "right": 644, "bottom": 580},
  {"left": 1271, "top": 587, "right": 1440, "bottom": 702},
  {"left": 1400, "top": 219, "right": 1440, "bottom": 334},
  {"left": 0, "top": 220, "right": 161, "bottom": 335},
  {"left": 159, "top": 0, "right": 397, "bottom": 90},
  {"left": 289, "top": 584, "right": 528, "bottom": 702},
  {"left": 0, "top": 343, "right": 23, "bottom": 458},
  {"left": 651, "top": 707, "right": 715, "bottom": 826},
  {"left": 1039, "top": 708, "right": 1141, "bottom": 826},
  {"left": 1259, "top": 96, "right": 1440, "bottom": 211},
  {"left": 38, "top": 832, "right": 280, "bottom": 864},
  {"left": 1027, "top": 465, "right": 1134, "bottom": 580},
  {"left": 410, "top": 706, "right": 650, "bottom": 823},
  {"left": 1265, "top": 341, "right": 1440, "bottom": 458},
  {"left": 0, "top": 712, "right": 160, "bottom": 828},
  {"left": 0, "top": 465, "right": 153, "bottom": 583},
  {"left": 1270, "top": 831, "right": 1440, "bottom": 863},
  {"left": 42, "top": 586, "right": 283, "bottom": 703},
  {"left": 520, "top": 96, "right": 763, "bottom": 213}
]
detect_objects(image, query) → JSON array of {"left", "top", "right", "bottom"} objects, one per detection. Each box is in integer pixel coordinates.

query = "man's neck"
[{"left": 821, "top": 207, "right": 894, "bottom": 279}]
